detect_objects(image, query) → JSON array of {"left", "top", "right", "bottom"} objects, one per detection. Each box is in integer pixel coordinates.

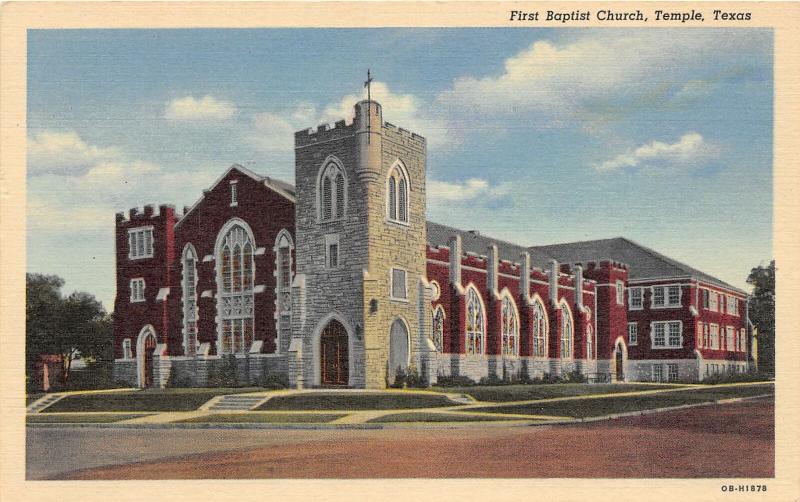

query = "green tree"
[
  {"left": 26, "top": 273, "right": 111, "bottom": 386},
  {"left": 746, "top": 261, "right": 775, "bottom": 377}
]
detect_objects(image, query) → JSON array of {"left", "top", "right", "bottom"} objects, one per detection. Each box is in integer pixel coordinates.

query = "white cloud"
[
  {"left": 434, "top": 31, "right": 760, "bottom": 129},
  {"left": 27, "top": 130, "right": 213, "bottom": 232},
  {"left": 247, "top": 81, "right": 449, "bottom": 152},
  {"left": 28, "top": 130, "right": 121, "bottom": 176},
  {"left": 428, "top": 178, "right": 511, "bottom": 202},
  {"left": 593, "top": 132, "right": 719, "bottom": 173},
  {"left": 164, "top": 95, "right": 236, "bottom": 121}
]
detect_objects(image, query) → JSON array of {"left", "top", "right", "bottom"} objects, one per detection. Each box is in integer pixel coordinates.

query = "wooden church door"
[{"left": 320, "top": 320, "right": 348, "bottom": 386}]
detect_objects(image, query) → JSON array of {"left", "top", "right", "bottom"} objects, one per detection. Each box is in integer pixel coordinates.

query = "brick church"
[{"left": 112, "top": 98, "right": 753, "bottom": 389}]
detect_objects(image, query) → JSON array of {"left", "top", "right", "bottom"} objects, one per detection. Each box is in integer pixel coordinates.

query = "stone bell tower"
[{"left": 289, "top": 93, "right": 429, "bottom": 389}]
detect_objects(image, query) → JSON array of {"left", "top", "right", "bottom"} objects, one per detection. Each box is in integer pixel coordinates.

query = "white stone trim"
[
  {"left": 129, "top": 278, "right": 145, "bottom": 303},
  {"left": 127, "top": 225, "right": 154, "bottom": 260},
  {"left": 135, "top": 325, "right": 157, "bottom": 388},
  {"left": 156, "top": 287, "right": 170, "bottom": 302}
]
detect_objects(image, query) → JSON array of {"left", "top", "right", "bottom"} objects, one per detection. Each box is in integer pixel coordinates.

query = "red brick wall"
[
  {"left": 170, "top": 168, "right": 295, "bottom": 355},
  {"left": 113, "top": 204, "right": 176, "bottom": 359}
]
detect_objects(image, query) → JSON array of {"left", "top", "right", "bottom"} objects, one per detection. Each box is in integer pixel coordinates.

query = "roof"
[
  {"left": 176, "top": 164, "right": 295, "bottom": 227},
  {"left": 425, "top": 221, "right": 553, "bottom": 269},
  {"left": 530, "top": 237, "right": 745, "bottom": 294}
]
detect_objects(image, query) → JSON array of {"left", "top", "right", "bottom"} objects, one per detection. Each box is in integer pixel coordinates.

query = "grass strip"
[
  {"left": 176, "top": 413, "right": 346, "bottom": 424},
  {"left": 43, "top": 388, "right": 264, "bottom": 413},
  {"left": 368, "top": 412, "right": 530, "bottom": 423},
  {"left": 27, "top": 413, "right": 152, "bottom": 424},
  {"left": 477, "top": 384, "right": 774, "bottom": 418},
  {"left": 433, "top": 383, "right": 686, "bottom": 403},
  {"left": 257, "top": 392, "right": 454, "bottom": 411}
]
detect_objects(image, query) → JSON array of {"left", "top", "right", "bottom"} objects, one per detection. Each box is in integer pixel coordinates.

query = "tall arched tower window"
[
  {"left": 318, "top": 158, "right": 346, "bottom": 222},
  {"left": 532, "top": 299, "right": 548, "bottom": 358},
  {"left": 560, "top": 301, "right": 573, "bottom": 359},
  {"left": 182, "top": 244, "right": 199, "bottom": 356},
  {"left": 501, "top": 294, "right": 519, "bottom": 356},
  {"left": 386, "top": 160, "right": 410, "bottom": 224},
  {"left": 466, "top": 287, "right": 485, "bottom": 355},
  {"left": 217, "top": 221, "right": 255, "bottom": 354}
]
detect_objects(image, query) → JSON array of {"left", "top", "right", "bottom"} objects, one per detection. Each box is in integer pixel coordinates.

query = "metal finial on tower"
[{"left": 364, "top": 69, "right": 374, "bottom": 142}]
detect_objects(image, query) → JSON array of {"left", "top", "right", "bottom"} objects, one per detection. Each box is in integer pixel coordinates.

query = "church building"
[{"left": 112, "top": 97, "right": 753, "bottom": 389}]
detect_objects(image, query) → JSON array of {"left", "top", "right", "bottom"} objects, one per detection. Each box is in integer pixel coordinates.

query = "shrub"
[{"left": 435, "top": 374, "right": 476, "bottom": 387}]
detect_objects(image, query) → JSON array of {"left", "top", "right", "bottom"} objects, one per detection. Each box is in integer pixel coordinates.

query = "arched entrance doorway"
[
  {"left": 613, "top": 338, "right": 627, "bottom": 383},
  {"left": 320, "top": 320, "right": 348, "bottom": 386},
  {"left": 136, "top": 325, "right": 158, "bottom": 388},
  {"left": 388, "top": 318, "right": 410, "bottom": 384}
]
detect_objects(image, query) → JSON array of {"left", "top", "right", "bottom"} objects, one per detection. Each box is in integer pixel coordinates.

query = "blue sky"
[{"left": 27, "top": 28, "right": 773, "bottom": 310}]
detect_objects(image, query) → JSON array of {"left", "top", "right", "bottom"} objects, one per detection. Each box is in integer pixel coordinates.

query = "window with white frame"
[
  {"left": 586, "top": 325, "right": 594, "bottom": 360},
  {"left": 560, "top": 302, "right": 573, "bottom": 359},
  {"left": 651, "top": 320, "right": 682, "bottom": 349},
  {"left": 702, "top": 322, "right": 709, "bottom": 348},
  {"left": 319, "top": 160, "right": 346, "bottom": 221},
  {"left": 122, "top": 338, "right": 133, "bottom": 359},
  {"left": 217, "top": 223, "right": 255, "bottom": 355},
  {"left": 325, "top": 234, "right": 340, "bottom": 269},
  {"left": 727, "top": 296, "right": 738, "bottom": 316},
  {"left": 128, "top": 226, "right": 154, "bottom": 259},
  {"left": 652, "top": 364, "right": 664, "bottom": 382},
  {"left": 726, "top": 326, "right": 735, "bottom": 351},
  {"left": 651, "top": 285, "right": 681, "bottom": 308},
  {"left": 276, "top": 231, "right": 293, "bottom": 317},
  {"left": 616, "top": 281, "right": 624, "bottom": 305},
  {"left": 386, "top": 162, "right": 409, "bottom": 224},
  {"left": 628, "top": 322, "right": 638, "bottom": 345},
  {"left": 182, "top": 245, "right": 198, "bottom": 356},
  {"left": 532, "top": 299, "right": 547, "bottom": 358},
  {"left": 230, "top": 180, "right": 238, "bottom": 207},
  {"left": 629, "top": 287, "right": 643, "bottom": 310},
  {"left": 667, "top": 363, "right": 679, "bottom": 382},
  {"left": 739, "top": 328, "right": 747, "bottom": 353},
  {"left": 501, "top": 295, "right": 519, "bottom": 356},
  {"left": 390, "top": 268, "right": 407, "bottom": 301},
  {"left": 130, "top": 278, "right": 145, "bottom": 302},
  {"left": 701, "top": 289, "right": 710, "bottom": 309},
  {"left": 465, "top": 287, "right": 484, "bottom": 355},
  {"left": 432, "top": 306, "right": 444, "bottom": 352},
  {"left": 709, "top": 291, "right": 718, "bottom": 312},
  {"left": 710, "top": 324, "right": 719, "bottom": 349}
]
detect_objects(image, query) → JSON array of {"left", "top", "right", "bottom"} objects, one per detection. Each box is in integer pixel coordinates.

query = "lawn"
[
  {"left": 432, "top": 383, "right": 686, "bottom": 403},
  {"left": 26, "top": 413, "right": 151, "bottom": 424},
  {"left": 42, "top": 388, "right": 264, "bottom": 413},
  {"left": 257, "top": 392, "right": 455, "bottom": 411},
  {"left": 368, "top": 412, "right": 526, "bottom": 423},
  {"left": 176, "top": 413, "right": 346, "bottom": 424},
  {"left": 477, "top": 383, "right": 775, "bottom": 418}
]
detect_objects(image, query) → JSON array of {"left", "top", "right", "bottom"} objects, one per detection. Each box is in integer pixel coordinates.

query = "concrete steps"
[
  {"left": 27, "top": 394, "right": 65, "bottom": 414},
  {"left": 205, "top": 394, "right": 267, "bottom": 411}
]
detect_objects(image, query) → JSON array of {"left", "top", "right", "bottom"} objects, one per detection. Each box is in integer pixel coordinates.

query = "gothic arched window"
[
  {"left": 182, "top": 244, "right": 198, "bottom": 356},
  {"left": 217, "top": 222, "right": 255, "bottom": 355},
  {"left": 466, "top": 287, "right": 485, "bottom": 355},
  {"left": 501, "top": 295, "right": 519, "bottom": 356},
  {"left": 432, "top": 305, "right": 445, "bottom": 352},
  {"left": 319, "top": 160, "right": 346, "bottom": 222},
  {"left": 560, "top": 301, "right": 573, "bottom": 359},
  {"left": 532, "top": 299, "right": 548, "bottom": 358},
  {"left": 386, "top": 161, "right": 409, "bottom": 224},
  {"left": 275, "top": 230, "right": 293, "bottom": 318}
]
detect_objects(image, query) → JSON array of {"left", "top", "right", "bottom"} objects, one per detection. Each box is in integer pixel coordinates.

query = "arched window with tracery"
[
  {"left": 532, "top": 299, "right": 548, "bottom": 358},
  {"left": 319, "top": 160, "right": 346, "bottom": 222},
  {"left": 501, "top": 295, "right": 519, "bottom": 356},
  {"left": 275, "top": 231, "right": 293, "bottom": 317},
  {"left": 182, "top": 244, "right": 198, "bottom": 356},
  {"left": 217, "top": 222, "right": 255, "bottom": 354},
  {"left": 386, "top": 161, "right": 409, "bottom": 224},
  {"left": 466, "top": 287, "right": 485, "bottom": 355},
  {"left": 432, "top": 305, "right": 445, "bottom": 352},
  {"left": 560, "top": 301, "right": 573, "bottom": 359}
]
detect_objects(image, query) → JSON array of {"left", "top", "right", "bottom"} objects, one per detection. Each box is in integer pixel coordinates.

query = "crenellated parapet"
[{"left": 294, "top": 119, "right": 355, "bottom": 148}]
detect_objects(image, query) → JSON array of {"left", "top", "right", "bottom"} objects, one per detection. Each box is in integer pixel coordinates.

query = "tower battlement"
[{"left": 116, "top": 204, "right": 176, "bottom": 225}]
